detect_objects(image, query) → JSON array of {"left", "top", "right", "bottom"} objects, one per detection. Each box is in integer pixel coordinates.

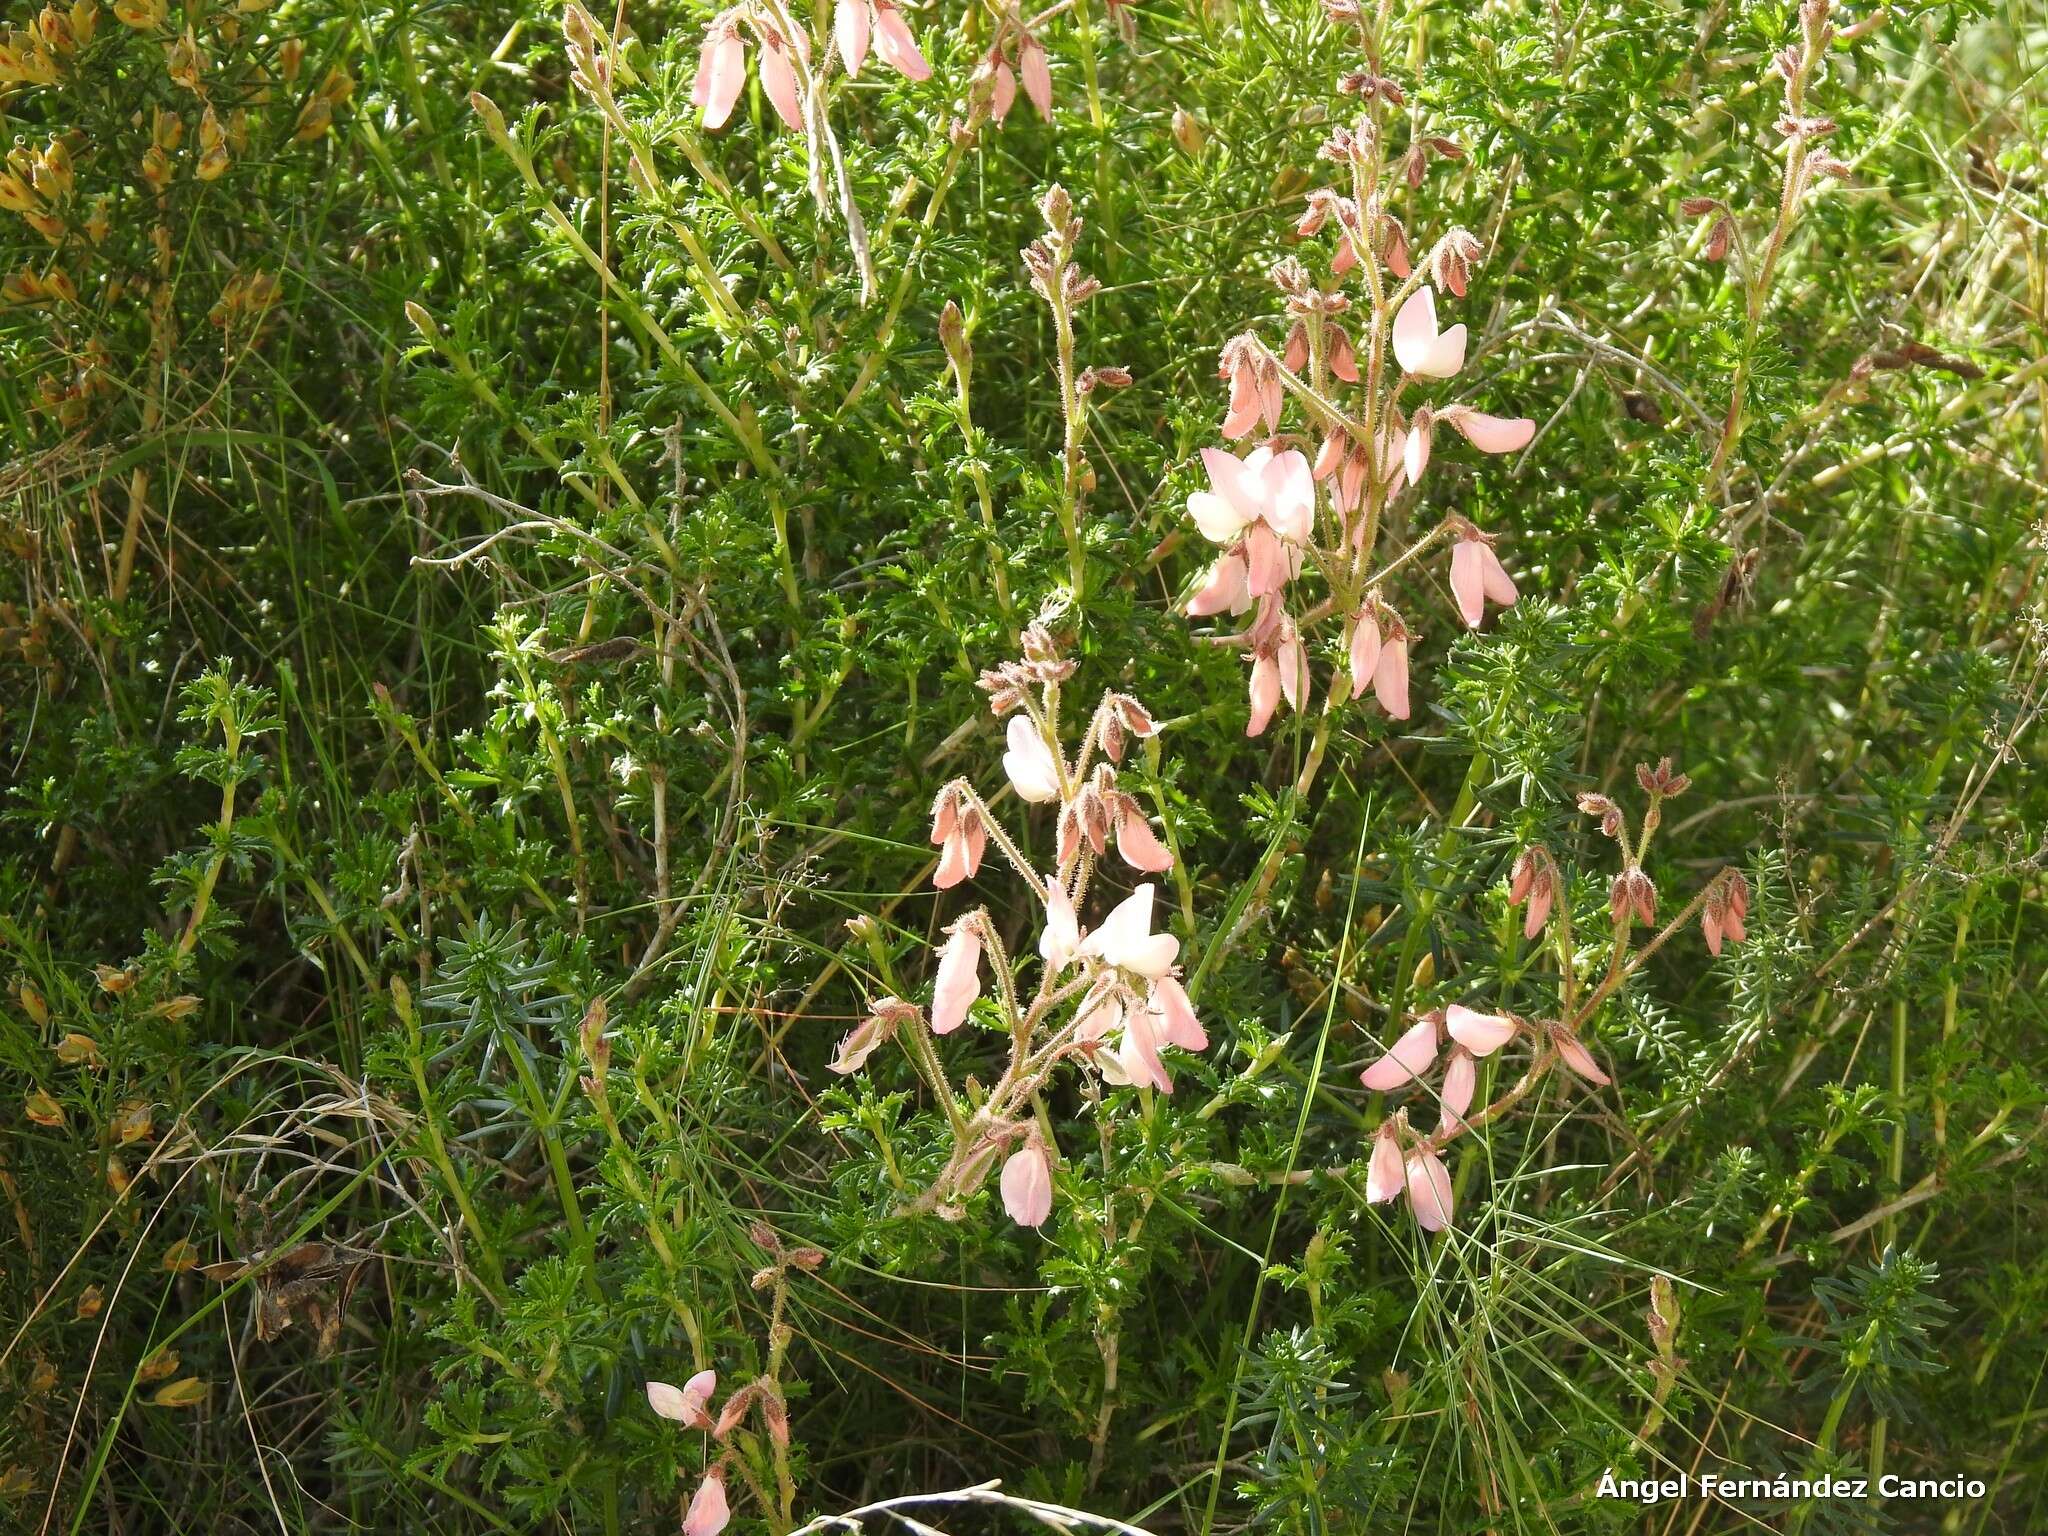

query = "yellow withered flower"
[
  {"left": 32, "top": 137, "right": 73, "bottom": 202},
  {"left": 195, "top": 105, "right": 228, "bottom": 180},
  {"left": 294, "top": 96, "right": 332, "bottom": 142},
  {"left": 0, "top": 170, "right": 38, "bottom": 215}
]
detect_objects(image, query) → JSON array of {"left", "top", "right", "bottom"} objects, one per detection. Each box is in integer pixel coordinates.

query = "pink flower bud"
[{"left": 1000, "top": 1139, "right": 1054, "bottom": 1227}]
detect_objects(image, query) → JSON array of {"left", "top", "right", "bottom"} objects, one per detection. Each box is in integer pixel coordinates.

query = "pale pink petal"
[
  {"left": 1404, "top": 1149, "right": 1454, "bottom": 1231},
  {"left": 1445, "top": 1004, "right": 1516, "bottom": 1057},
  {"left": 684, "top": 1474, "right": 730, "bottom": 1536},
  {"left": 1445, "top": 408, "right": 1535, "bottom": 454},
  {"left": 1552, "top": 1027, "right": 1611, "bottom": 1086},
  {"left": 1186, "top": 551, "right": 1251, "bottom": 617},
  {"left": 1040, "top": 877, "right": 1079, "bottom": 970},
  {"left": 1480, "top": 544, "right": 1518, "bottom": 608},
  {"left": 1723, "top": 909, "right": 1746, "bottom": 944},
  {"left": 1422, "top": 324, "right": 1468, "bottom": 379},
  {"left": 1391, "top": 286, "right": 1440, "bottom": 376},
  {"left": 701, "top": 31, "right": 747, "bottom": 129},
  {"left": 1243, "top": 524, "right": 1291, "bottom": 598},
  {"left": 1450, "top": 539, "right": 1486, "bottom": 628},
  {"left": 1439, "top": 1048, "right": 1476, "bottom": 1136},
  {"left": 931, "top": 924, "right": 982, "bottom": 1034},
  {"left": 1330, "top": 327, "right": 1359, "bottom": 383},
  {"left": 1259, "top": 373, "right": 1284, "bottom": 435},
  {"left": 691, "top": 29, "right": 717, "bottom": 107},
  {"left": 1003, "top": 714, "right": 1062, "bottom": 803},
  {"left": 1365, "top": 1124, "right": 1404, "bottom": 1203},
  {"left": 1360, "top": 1017, "right": 1440, "bottom": 1090},
  {"left": 1524, "top": 880, "right": 1553, "bottom": 939},
  {"left": 1332, "top": 233, "right": 1359, "bottom": 276},
  {"left": 758, "top": 38, "right": 803, "bottom": 130},
  {"left": 1000, "top": 1144, "right": 1053, "bottom": 1227},
  {"left": 1079, "top": 885, "right": 1178, "bottom": 978},
  {"left": 1403, "top": 416, "right": 1433, "bottom": 489},
  {"left": 1703, "top": 909, "right": 1723, "bottom": 955},
  {"left": 1116, "top": 1007, "right": 1174, "bottom": 1092},
  {"left": 934, "top": 827, "right": 973, "bottom": 889},
  {"left": 1374, "top": 637, "right": 1411, "bottom": 719},
  {"left": 835, "top": 0, "right": 870, "bottom": 75},
  {"left": 1151, "top": 975, "right": 1207, "bottom": 1051},
  {"left": 1259, "top": 448, "right": 1316, "bottom": 542},
  {"left": 1116, "top": 805, "right": 1175, "bottom": 873},
  {"left": 1019, "top": 35, "right": 1052, "bottom": 120},
  {"left": 647, "top": 1380, "right": 694, "bottom": 1421},
  {"left": 1247, "top": 654, "right": 1280, "bottom": 737},
  {"left": 1190, "top": 447, "right": 1257, "bottom": 541},
  {"left": 871, "top": 1, "right": 930, "bottom": 79},
  {"left": 1348, "top": 612, "right": 1381, "bottom": 696},
  {"left": 990, "top": 58, "right": 1016, "bottom": 122},
  {"left": 1283, "top": 326, "right": 1307, "bottom": 373},
  {"left": 1277, "top": 635, "right": 1306, "bottom": 711}
]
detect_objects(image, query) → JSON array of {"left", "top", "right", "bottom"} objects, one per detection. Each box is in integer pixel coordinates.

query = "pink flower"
[
  {"left": 1040, "top": 877, "right": 1081, "bottom": 971},
  {"left": 1404, "top": 1148, "right": 1454, "bottom": 1230},
  {"left": 1078, "top": 885, "right": 1179, "bottom": 979},
  {"left": 1003, "top": 715, "right": 1063, "bottom": 803},
  {"left": 1548, "top": 1022, "right": 1611, "bottom": 1086},
  {"left": 835, "top": 0, "right": 870, "bottom": 75},
  {"left": 1610, "top": 866, "right": 1657, "bottom": 928},
  {"left": 1391, "top": 285, "right": 1467, "bottom": 379},
  {"left": 692, "top": 17, "right": 747, "bottom": 129},
  {"left": 1403, "top": 405, "right": 1434, "bottom": 490},
  {"left": 836, "top": 0, "right": 930, "bottom": 78},
  {"left": 1018, "top": 32, "right": 1052, "bottom": 120},
  {"left": 1150, "top": 974, "right": 1207, "bottom": 1051},
  {"left": 830, "top": 998, "right": 914, "bottom": 1075},
  {"left": 755, "top": 24, "right": 806, "bottom": 131},
  {"left": 1508, "top": 846, "right": 1558, "bottom": 938},
  {"left": 1283, "top": 321, "right": 1358, "bottom": 383},
  {"left": 1448, "top": 528, "right": 1517, "bottom": 628},
  {"left": 1188, "top": 446, "right": 1313, "bottom": 598},
  {"left": 1365, "top": 1121, "right": 1405, "bottom": 1203},
  {"left": 1001, "top": 1140, "right": 1054, "bottom": 1227},
  {"left": 1218, "top": 334, "right": 1283, "bottom": 439},
  {"left": 1381, "top": 216, "right": 1411, "bottom": 278},
  {"left": 1246, "top": 617, "right": 1307, "bottom": 738},
  {"left": 684, "top": 1472, "right": 730, "bottom": 1536},
  {"left": 1361, "top": 1016, "right": 1440, "bottom": 1090},
  {"left": 930, "top": 785, "right": 986, "bottom": 890},
  {"left": 647, "top": 1369, "right": 718, "bottom": 1428},
  {"left": 1703, "top": 870, "right": 1751, "bottom": 955},
  {"left": 1186, "top": 549, "right": 1252, "bottom": 617},
  {"left": 931, "top": 919, "right": 983, "bottom": 1034},
  {"left": 983, "top": 51, "right": 1017, "bottom": 121},
  {"left": 1348, "top": 608, "right": 1411, "bottom": 719},
  {"left": 1115, "top": 801, "right": 1175, "bottom": 872},
  {"left": 872, "top": 1, "right": 930, "bottom": 78},
  {"left": 1444, "top": 1003, "right": 1516, "bottom": 1057},
  {"left": 1438, "top": 1046, "right": 1476, "bottom": 1136},
  {"left": 1437, "top": 403, "right": 1535, "bottom": 455},
  {"left": 1115, "top": 1005, "right": 1175, "bottom": 1092}
]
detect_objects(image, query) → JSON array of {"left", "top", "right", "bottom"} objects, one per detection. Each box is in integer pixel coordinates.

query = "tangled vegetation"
[{"left": 3, "top": 0, "right": 2046, "bottom": 1530}]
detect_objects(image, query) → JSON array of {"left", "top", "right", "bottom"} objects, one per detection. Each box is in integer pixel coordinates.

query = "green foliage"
[{"left": 3, "top": 0, "right": 2046, "bottom": 1531}]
